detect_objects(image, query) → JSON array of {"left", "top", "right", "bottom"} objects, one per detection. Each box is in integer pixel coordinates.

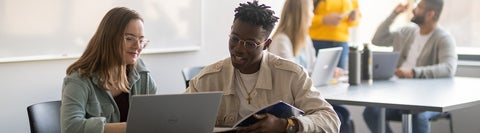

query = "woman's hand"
[
  {"left": 104, "top": 122, "right": 126, "bottom": 133},
  {"left": 323, "top": 13, "right": 343, "bottom": 26}
]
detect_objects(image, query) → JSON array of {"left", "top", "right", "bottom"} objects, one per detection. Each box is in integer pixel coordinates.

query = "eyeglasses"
[
  {"left": 229, "top": 35, "right": 263, "bottom": 50},
  {"left": 124, "top": 34, "right": 150, "bottom": 48}
]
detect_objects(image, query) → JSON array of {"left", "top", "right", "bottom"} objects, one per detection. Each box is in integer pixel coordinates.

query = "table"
[{"left": 318, "top": 77, "right": 480, "bottom": 133}]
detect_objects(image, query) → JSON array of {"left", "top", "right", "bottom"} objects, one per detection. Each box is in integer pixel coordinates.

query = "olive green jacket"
[{"left": 61, "top": 59, "right": 157, "bottom": 133}]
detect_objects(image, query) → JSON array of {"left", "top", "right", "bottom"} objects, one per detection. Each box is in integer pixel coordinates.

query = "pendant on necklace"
[{"left": 247, "top": 96, "right": 252, "bottom": 104}]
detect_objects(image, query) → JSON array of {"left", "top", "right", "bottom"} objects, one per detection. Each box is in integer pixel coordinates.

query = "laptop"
[
  {"left": 126, "top": 92, "right": 223, "bottom": 133},
  {"left": 372, "top": 52, "right": 400, "bottom": 80},
  {"left": 311, "top": 47, "right": 342, "bottom": 87}
]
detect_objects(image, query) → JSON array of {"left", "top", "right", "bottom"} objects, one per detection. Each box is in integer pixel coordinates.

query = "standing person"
[
  {"left": 269, "top": 0, "right": 353, "bottom": 132},
  {"left": 61, "top": 7, "right": 157, "bottom": 133},
  {"left": 186, "top": 1, "right": 340, "bottom": 132},
  {"left": 309, "top": 0, "right": 361, "bottom": 70},
  {"left": 309, "top": 1, "right": 361, "bottom": 132},
  {"left": 363, "top": 0, "right": 457, "bottom": 132}
]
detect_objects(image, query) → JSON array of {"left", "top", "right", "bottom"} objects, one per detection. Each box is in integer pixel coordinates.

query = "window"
[{"left": 440, "top": 0, "right": 480, "bottom": 56}]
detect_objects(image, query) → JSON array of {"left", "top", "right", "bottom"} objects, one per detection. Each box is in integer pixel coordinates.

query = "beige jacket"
[
  {"left": 61, "top": 59, "right": 157, "bottom": 133},
  {"left": 186, "top": 51, "right": 340, "bottom": 133}
]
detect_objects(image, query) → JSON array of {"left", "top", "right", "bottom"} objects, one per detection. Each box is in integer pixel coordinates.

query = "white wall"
[{"left": 1, "top": 0, "right": 479, "bottom": 133}]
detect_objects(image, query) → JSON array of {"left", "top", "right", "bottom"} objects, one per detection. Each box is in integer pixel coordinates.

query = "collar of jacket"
[{"left": 222, "top": 51, "right": 274, "bottom": 95}]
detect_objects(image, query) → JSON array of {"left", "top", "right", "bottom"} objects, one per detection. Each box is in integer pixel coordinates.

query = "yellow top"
[{"left": 309, "top": 0, "right": 361, "bottom": 42}]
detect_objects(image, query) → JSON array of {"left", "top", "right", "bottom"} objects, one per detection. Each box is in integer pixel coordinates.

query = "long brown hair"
[
  {"left": 66, "top": 7, "right": 143, "bottom": 93},
  {"left": 272, "top": 0, "right": 312, "bottom": 56}
]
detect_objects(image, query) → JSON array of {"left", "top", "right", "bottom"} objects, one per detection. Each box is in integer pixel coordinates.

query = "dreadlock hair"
[{"left": 234, "top": 0, "right": 279, "bottom": 37}]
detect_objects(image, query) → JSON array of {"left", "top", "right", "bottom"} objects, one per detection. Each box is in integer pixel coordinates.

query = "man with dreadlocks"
[{"left": 186, "top": 1, "right": 340, "bottom": 132}]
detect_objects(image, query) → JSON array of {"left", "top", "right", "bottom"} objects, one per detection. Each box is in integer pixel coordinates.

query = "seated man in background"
[
  {"left": 185, "top": 1, "right": 340, "bottom": 132},
  {"left": 363, "top": 0, "right": 457, "bottom": 133}
]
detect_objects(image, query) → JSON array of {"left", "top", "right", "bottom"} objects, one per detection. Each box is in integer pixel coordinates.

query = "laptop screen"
[
  {"left": 126, "top": 92, "right": 222, "bottom": 133},
  {"left": 311, "top": 47, "right": 342, "bottom": 87},
  {"left": 372, "top": 52, "right": 400, "bottom": 80}
]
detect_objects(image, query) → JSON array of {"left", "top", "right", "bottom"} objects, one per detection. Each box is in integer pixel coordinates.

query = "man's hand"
[
  {"left": 237, "top": 114, "right": 287, "bottom": 133},
  {"left": 395, "top": 68, "right": 414, "bottom": 78},
  {"left": 394, "top": 3, "right": 409, "bottom": 14},
  {"left": 323, "top": 13, "right": 343, "bottom": 26}
]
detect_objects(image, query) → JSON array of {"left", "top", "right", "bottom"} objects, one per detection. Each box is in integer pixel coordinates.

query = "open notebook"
[{"left": 214, "top": 101, "right": 304, "bottom": 132}]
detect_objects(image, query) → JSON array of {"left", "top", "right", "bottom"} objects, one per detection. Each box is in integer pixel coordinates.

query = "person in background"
[
  {"left": 186, "top": 1, "right": 340, "bottom": 132},
  {"left": 363, "top": 0, "right": 457, "bottom": 132},
  {"left": 269, "top": 0, "right": 345, "bottom": 81},
  {"left": 309, "top": 0, "right": 361, "bottom": 70},
  {"left": 308, "top": 0, "right": 361, "bottom": 132},
  {"left": 269, "top": 0, "right": 316, "bottom": 73},
  {"left": 372, "top": 0, "right": 456, "bottom": 79},
  {"left": 269, "top": 0, "right": 353, "bottom": 132},
  {"left": 61, "top": 7, "right": 157, "bottom": 133}
]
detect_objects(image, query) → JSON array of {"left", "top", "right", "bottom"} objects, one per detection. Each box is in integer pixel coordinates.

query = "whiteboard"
[{"left": 0, "top": 0, "right": 201, "bottom": 62}]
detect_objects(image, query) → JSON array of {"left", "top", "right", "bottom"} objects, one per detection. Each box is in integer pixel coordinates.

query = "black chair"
[
  {"left": 392, "top": 112, "right": 453, "bottom": 133},
  {"left": 181, "top": 66, "right": 205, "bottom": 88},
  {"left": 429, "top": 112, "right": 454, "bottom": 133},
  {"left": 27, "top": 100, "right": 61, "bottom": 133}
]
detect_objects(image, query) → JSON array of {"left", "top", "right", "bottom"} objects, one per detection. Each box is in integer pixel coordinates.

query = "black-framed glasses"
[
  {"left": 229, "top": 34, "right": 264, "bottom": 50},
  {"left": 124, "top": 34, "right": 150, "bottom": 48}
]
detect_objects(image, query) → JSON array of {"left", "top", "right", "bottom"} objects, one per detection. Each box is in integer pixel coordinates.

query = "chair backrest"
[
  {"left": 27, "top": 100, "right": 61, "bottom": 133},
  {"left": 181, "top": 66, "right": 205, "bottom": 88}
]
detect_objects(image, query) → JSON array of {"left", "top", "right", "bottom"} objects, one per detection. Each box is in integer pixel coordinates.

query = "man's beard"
[{"left": 411, "top": 14, "right": 426, "bottom": 25}]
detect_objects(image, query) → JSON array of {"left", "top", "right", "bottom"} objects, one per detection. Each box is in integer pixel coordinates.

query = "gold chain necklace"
[{"left": 236, "top": 70, "right": 256, "bottom": 104}]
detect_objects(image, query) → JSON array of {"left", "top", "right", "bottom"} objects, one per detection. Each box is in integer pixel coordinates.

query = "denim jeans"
[
  {"left": 363, "top": 107, "right": 442, "bottom": 133},
  {"left": 333, "top": 105, "right": 355, "bottom": 133},
  {"left": 311, "top": 40, "right": 349, "bottom": 69}
]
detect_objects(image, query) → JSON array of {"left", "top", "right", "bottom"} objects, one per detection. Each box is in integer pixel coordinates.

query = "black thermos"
[
  {"left": 348, "top": 46, "right": 361, "bottom": 85},
  {"left": 362, "top": 43, "right": 373, "bottom": 84}
]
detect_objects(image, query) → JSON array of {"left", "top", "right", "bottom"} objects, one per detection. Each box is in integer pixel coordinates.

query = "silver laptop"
[
  {"left": 126, "top": 92, "right": 223, "bottom": 133},
  {"left": 372, "top": 52, "right": 400, "bottom": 80},
  {"left": 311, "top": 47, "right": 342, "bottom": 87}
]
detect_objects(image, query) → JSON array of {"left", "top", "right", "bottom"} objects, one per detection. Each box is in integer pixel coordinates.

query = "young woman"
[
  {"left": 61, "top": 7, "right": 157, "bottom": 133},
  {"left": 269, "top": 1, "right": 352, "bottom": 132},
  {"left": 269, "top": 0, "right": 316, "bottom": 73}
]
